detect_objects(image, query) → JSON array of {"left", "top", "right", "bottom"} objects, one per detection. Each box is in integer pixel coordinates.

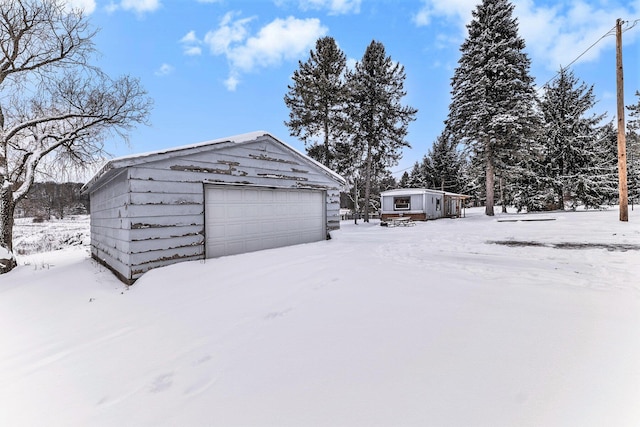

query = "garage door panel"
[
  {"left": 243, "top": 238, "right": 263, "bottom": 253},
  {"left": 205, "top": 186, "right": 325, "bottom": 258},
  {"left": 259, "top": 190, "right": 275, "bottom": 202},
  {"left": 260, "top": 204, "right": 277, "bottom": 217},
  {"left": 225, "top": 241, "right": 245, "bottom": 256},
  {"left": 226, "top": 205, "right": 245, "bottom": 217}
]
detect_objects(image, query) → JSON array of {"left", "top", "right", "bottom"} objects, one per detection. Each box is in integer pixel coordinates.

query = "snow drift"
[{"left": 1, "top": 208, "right": 639, "bottom": 426}]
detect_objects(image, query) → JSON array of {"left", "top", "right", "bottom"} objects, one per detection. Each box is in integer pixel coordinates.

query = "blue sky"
[{"left": 72, "top": 0, "right": 639, "bottom": 178}]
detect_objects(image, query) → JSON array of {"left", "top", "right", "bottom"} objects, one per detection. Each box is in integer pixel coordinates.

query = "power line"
[
  {"left": 538, "top": 18, "right": 639, "bottom": 91},
  {"left": 623, "top": 18, "right": 640, "bottom": 32},
  {"left": 391, "top": 165, "right": 414, "bottom": 176},
  {"left": 538, "top": 23, "right": 616, "bottom": 91}
]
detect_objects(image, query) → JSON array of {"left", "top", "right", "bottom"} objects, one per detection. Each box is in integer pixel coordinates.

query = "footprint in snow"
[{"left": 149, "top": 373, "right": 173, "bottom": 393}]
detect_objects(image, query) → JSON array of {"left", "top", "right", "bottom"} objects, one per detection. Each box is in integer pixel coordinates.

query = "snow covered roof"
[
  {"left": 82, "top": 131, "right": 345, "bottom": 193},
  {"left": 381, "top": 188, "right": 470, "bottom": 198}
]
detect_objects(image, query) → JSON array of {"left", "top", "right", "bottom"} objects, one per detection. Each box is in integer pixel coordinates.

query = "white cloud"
[
  {"left": 412, "top": 0, "right": 476, "bottom": 27},
  {"left": 227, "top": 16, "right": 327, "bottom": 72},
  {"left": 64, "top": 0, "right": 96, "bottom": 14},
  {"left": 184, "top": 46, "right": 202, "bottom": 56},
  {"left": 106, "top": 0, "right": 161, "bottom": 14},
  {"left": 154, "top": 63, "right": 174, "bottom": 76},
  {"left": 298, "top": 0, "right": 361, "bottom": 15},
  {"left": 180, "top": 30, "right": 203, "bottom": 56},
  {"left": 121, "top": 0, "right": 160, "bottom": 12},
  {"left": 204, "top": 12, "right": 255, "bottom": 55},
  {"left": 200, "top": 13, "right": 328, "bottom": 90},
  {"left": 224, "top": 73, "right": 241, "bottom": 91},
  {"left": 514, "top": 0, "right": 638, "bottom": 71},
  {"left": 412, "top": 0, "right": 640, "bottom": 71},
  {"left": 180, "top": 30, "right": 199, "bottom": 44}
]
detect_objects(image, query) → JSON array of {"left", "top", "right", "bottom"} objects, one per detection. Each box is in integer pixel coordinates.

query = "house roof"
[
  {"left": 381, "top": 188, "right": 470, "bottom": 198},
  {"left": 82, "top": 131, "right": 345, "bottom": 193}
]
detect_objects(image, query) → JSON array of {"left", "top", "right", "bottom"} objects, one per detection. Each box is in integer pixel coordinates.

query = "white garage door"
[{"left": 204, "top": 185, "right": 326, "bottom": 258}]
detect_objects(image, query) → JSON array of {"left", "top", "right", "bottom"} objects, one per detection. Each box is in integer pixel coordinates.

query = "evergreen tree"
[
  {"left": 284, "top": 37, "right": 347, "bottom": 169},
  {"left": 399, "top": 171, "right": 410, "bottom": 188},
  {"left": 628, "top": 91, "right": 640, "bottom": 136},
  {"left": 413, "top": 155, "right": 437, "bottom": 189},
  {"left": 428, "top": 131, "right": 465, "bottom": 193},
  {"left": 587, "top": 122, "right": 621, "bottom": 206},
  {"left": 407, "top": 162, "right": 426, "bottom": 188},
  {"left": 461, "top": 158, "right": 484, "bottom": 207},
  {"left": 345, "top": 40, "right": 417, "bottom": 222},
  {"left": 377, "top": 170, "right": 397, "bottom": 192},
  {"left": 538, "top": 68, "right": 607, "bottom": 209},
  {"left": 627, "top": 91, "right": 640, "bottom": 205},
  {"left": 446, "top": 0, "right": 538, "bottom": 216}
]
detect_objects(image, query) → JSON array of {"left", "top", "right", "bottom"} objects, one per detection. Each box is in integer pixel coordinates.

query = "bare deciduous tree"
[{"left": 0, "top": 0, "right": 152, "bottom": 272}]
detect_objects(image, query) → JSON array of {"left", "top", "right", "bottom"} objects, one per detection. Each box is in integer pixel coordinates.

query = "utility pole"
[{"left": 616, "top": 18, "right": 628, "bottom": 222}]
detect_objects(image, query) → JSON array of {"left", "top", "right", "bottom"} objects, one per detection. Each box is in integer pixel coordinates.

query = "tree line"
[
  {"left": 15, "top": 182, "right": 89, "bottom": 220},
  {"left": 284, "top": 0, "right": 640, "bottom": 218}
]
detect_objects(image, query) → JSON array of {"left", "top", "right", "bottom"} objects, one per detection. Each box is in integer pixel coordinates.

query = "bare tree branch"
[
  {"left": 0, "top": 0, "right": 95, "bottom": 87},
  {"left": 0, "top": 0, "right": 152, "bottom": 260}
]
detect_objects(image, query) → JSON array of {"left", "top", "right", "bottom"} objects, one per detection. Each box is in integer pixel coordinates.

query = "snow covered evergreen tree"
[
  {"left": 588, "top": 122, "right": 622, "bottom": 206},
  {"left": 427, "top": 131, "right": 466, "bottom": 193},
  {"left": 284, "top": 37, "right": 347, "bottom": 169},
  {"left": 407, "top": 162, "right": 427, "bottom": 188},
  {"left": 345, "top": 40, "right": 417, "bottom": 222},
  {"left": 399, "top": 171, "right": 410, "bottom": 188},
  {"left": 445, "top": 0, "right": 538, "bottom": 216},
  {"left": 538, "top": 68, "right": 609, "bottom": 209},
  {"left": 627, "top": 91, "right": 640, "bottom": 205}
]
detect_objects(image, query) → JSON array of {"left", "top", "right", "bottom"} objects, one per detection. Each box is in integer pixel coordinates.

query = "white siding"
[
  {"left": 89, "top": 170, "right": 131, "bottom": 282},
  {"left": 380, "top": 189, "right": 448, "bottom": 219},
  {"left": 87, "top": 135, "right": 343, "bottom": 283}
]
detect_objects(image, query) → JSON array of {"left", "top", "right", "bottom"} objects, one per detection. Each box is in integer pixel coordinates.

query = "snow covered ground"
[
  {"left": 12, "top": 215, "right": 90, "bottom": 256},
  {"left": 1, "top": 208, "right": 639, "bottom": 426}
]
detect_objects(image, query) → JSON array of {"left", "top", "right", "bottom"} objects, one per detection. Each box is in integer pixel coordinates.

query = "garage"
[
  {"left": 205, "top": 185, "right": 325, "bottom": 258},
  {"left": 82, "top": 131, "right": 344, "bottom": 284}
]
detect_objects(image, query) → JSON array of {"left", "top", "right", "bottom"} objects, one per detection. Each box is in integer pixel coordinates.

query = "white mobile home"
[
  {"left": 380, "top": 188, "right": 469, "bottom": 221},
  {"left": 82, "top": 131, "right": 345, "bottom": 284}
]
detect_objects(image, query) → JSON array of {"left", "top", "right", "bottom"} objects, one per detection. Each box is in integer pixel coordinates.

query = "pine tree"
[
  {"left": 538, "top": 68, "right": 607, "bottom": 209},
  {"left": 284, "top": 37, "right": 347, "bottom": 169},
  {"left": 627, "top": 91, "right": 640, "bottom": 205},
  {"left": 411, "top": 155, "right": 437, "bottom": 189},
  {"left": 407, "top": 162, "right": 426, "bottom": 188},
  {"left": 344, "top": 40, "right": 417, "bottom": 222},
  {"left": 428, "top": 131, "right": 465, "bottom": 193},
  {"left": 445, "top": 0, "right": 538, "bottom": 216},
  {"left": 399, "top": 171, "right": 410, "bottom": 188},
  {"left": 586, "top": 122, "right": 621, "bottom": 207},
  {"left": 377, "top": 169, "right": 397, "bottom": 192},
  {"left": 628, "top": 91, "right": 640, "bottom": 136}
]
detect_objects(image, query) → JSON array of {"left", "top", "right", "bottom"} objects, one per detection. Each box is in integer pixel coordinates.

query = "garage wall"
[
  {"left": 88, "top": 170, "right": 132, "bottom": 282},
  {"left": 89, "top": 135, "right": 343, "bottom": 283}
]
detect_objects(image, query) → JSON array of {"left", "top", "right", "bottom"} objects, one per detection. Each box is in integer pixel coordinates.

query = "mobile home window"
[{"left": 394, "top": 196, "right": 410, "bottom": 210}]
